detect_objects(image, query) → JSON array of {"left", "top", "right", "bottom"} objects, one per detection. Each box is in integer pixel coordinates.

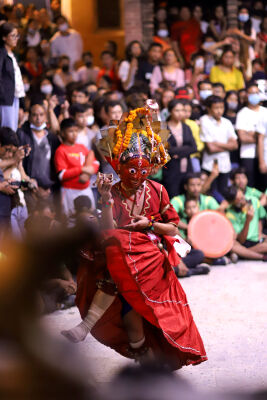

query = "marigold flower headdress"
[{"left": 97, "top": 100, "right": 170, "bottom": 172}]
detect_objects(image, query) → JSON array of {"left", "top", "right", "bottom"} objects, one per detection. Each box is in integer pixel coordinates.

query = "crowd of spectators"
[{"left": 0, "top": 1, "right": 267, "bottom": 308}]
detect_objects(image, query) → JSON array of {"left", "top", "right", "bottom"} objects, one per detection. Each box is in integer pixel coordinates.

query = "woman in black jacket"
[
  {"left": 0, "top": 22, "right": 25, "bottom": 131},
  {"left": 162, "top": 99, "right": 197, "bottom": 198}
]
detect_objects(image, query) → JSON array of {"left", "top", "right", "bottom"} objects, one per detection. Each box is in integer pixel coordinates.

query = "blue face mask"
[
  {"left": 238, "top": 14, "right": 249, "bottom": 22},
  {"left": 199, "top": 89, "right": 213, "bottom": 100},
  {"left": 248, "top": 93, "right": 261, "bottom": 106}
]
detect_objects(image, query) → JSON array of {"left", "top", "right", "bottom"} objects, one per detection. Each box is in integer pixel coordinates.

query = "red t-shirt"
[
  {"left": 54, "top": 143, "right": 99, "bottom": 190},
  {"left": 171, "top": 18, "right": 202, "bottom": 64}
]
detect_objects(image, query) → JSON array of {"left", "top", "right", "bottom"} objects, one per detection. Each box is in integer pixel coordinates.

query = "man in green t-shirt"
[
  {"left": 171, "top": 173, "right": 220, "bottom": 234},
  {"left": 230, "top": 167, "right": 266, "bottom": 206},
  {"left": 224, "top": 186, "right": 267, "bottom": 261}
]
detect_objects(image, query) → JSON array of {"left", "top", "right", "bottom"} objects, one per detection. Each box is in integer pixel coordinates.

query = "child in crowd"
[
  {"left": 200, "top": 95, "right": 238, "bottom": 196},
  {"left": 225, "top": 186, "right": 267, "bottom": 261},
  {"left": 54, "top": 118, "right": 99, "bottom": 219}
]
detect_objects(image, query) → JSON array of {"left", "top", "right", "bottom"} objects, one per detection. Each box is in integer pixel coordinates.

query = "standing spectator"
[
  {"left": 70, "top": 86, "right": 90, "bottom": 105},
  {"left": 24, "top": 18, "right": 41, "bottom": 48},
  {"left": 193, "top": 4, "right": 208, "bottom": 35},
  {"left": 208, "top": 5, "right": 227, "bottom": 41},
  {"left": 53, "top": 55, "right": 77, "bottom": 90},
  {"left": 23, "top": 47, "right": 43, "bottom": 81},
  {"left": 200, "top": 95, "right": 238, "bottom": 195},
  {"left": 50, "top": 15, "right": 83, "bottom": 69},
  {"left": 171, "top": 6, "right": 202, "bottom": 66},
  {"left": 76, "top": 52, "right": 99, "bottom": 84},
  {"left": 162, "top": 99, "right": 197, "bottom": 198},
  {"left": 210, "top": 48, "right": 245, "bottom": 92},
  {"left": 104, "top": 100, "right": 123, "bottom": 122},
  {"left": 186, "top": 52, "right": 207, "bottom": 99},
  {"left": 224, "top": 90, "right": 239, "bottom": 125},
  {"left": 256, "top": 109, "right": 267, "bottom": 190},
  {"left": 69, "top": 103, "right": 98, "bottom": 150},
  {"left": 97, "top": 51, "right": 120, "bottom": 91},
  {"left": 159, "top": 89, "right": 175, "bottom": 121},
  {"left": 39, "top": 8, "right": 56, "bottom": 41},
  {"left": 255, "top": 16, "right": 267, "bottom": 64},
  {"left": 150, "top": 49, "right": 185, "bottom": 95},
  {"left": 0, "top": 22, "right": 25, "bottom": 131},
  {"left": 212, "top": 82, "right": 225, "bottom": 99},
  {"left": 236, "top": 82, "right": 266, "bottom": 187},
  {"left": 54, "top": 118, "right": 99, "bottom": 218},
  {"left": 135, "top": 42, "right": 162, "bottom": 86},
  {"left": 17, "top": 103, "right": 60, "bottom": 188},
  {"left": 118, "top": 41, "right": 144, "bottom": 91}
]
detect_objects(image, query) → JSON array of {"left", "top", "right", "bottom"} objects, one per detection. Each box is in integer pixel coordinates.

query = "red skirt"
[{"left": 76, "top": 230, "right": 207, "bottom": 369}]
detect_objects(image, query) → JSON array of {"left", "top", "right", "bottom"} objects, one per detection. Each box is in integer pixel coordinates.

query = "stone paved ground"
[{"left": 43, "top": 261, "right": 267, "bottom": 394}]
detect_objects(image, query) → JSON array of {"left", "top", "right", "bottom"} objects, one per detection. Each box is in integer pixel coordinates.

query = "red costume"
[{"left": 76, "top": 102, "right": 207, "bottom": 369}]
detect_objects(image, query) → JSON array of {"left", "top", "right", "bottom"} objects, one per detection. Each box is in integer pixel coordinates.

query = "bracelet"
[
  {"left": 103, "top": 199, "right": 113, "bottom": 208},
  {"left": 147, "top": 216, "right": 155, "bottom": 230}
]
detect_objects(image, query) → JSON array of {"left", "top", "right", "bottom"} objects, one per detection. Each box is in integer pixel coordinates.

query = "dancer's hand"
[
  {"left": 97, "top": 172, "right": 113, "bottom": 202},
  {"left": 124, "top": 215, "right": 150, "bottom": 231}
]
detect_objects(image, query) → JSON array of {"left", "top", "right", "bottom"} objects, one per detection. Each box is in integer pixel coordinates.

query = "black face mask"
[
  {"left": 62, "top": 64, "right": 69, "bottom": 73},
  {"left": 85, "top": 61, "right": 92, "bottom": 68}
]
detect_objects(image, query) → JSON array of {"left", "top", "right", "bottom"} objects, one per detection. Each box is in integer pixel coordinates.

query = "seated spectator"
[
  {"left": 97, "top": 51, "right": 120, "bottom": 91},
  {"left": 200, "top": 95, "right": 238, "bottom": 195},
  {"left": 251, "top": 58, "right": 267, "bottom": 81},
  {"left": 162, "top": 99, "right": 197, "bottom": 198},
  {"left": 53, "top": 55, "right": 77, "bottom": 90},
  {"left": 39, "top": 8, "right": 56, "bottom": 41},
  {"left": 50, "top": 15, "right": 83, "bottom": 69},
  {"left": 135, "top": 42, "right": 162, "bottom": 86},
  {"left": 54, "top": 118, "right": 99, "bottom": 219},
  {"left": 171, "top": 172, "right": 219, "bottom": 235},
  {"left": 210, "top": 48, "right": 245, "bottom": 91},
  {"left": 235, "top": 82, "right": 266, "bottom": 187},
  {"left": 212, "top": 82, "right": 225, "bottom": 99},
  {"left": 231, "top": 167, "right": 266, "bottom": 206},
  {"left": 150, "top": 48, "right": 185, "bottom": 95},
  {"left": 170, "top": 5, "right": 202, "bottom": 66},
  {"left": 225, "top": 185, "right": 267, "bottom": 261},
  {"left": 118, "top": 40, "right": 144, "bottom": 91},
  {"left": 76, "top": 51, "right": 100, "bottom": 84},
  {"left": 197, "top": 79, "right": 213, "bottom": 104}
]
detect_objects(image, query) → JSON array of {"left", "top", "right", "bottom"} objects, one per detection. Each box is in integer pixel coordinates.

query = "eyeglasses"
[{"left": 8, "top": 33, "right": 20, "bottom": 39}]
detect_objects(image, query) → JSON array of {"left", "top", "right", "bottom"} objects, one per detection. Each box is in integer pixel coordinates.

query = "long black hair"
[
  {"left": 125, "top": 40, "right": 144, "bottom": 62},
  {"left": 0, "top": 21, "right": 16, "bottom": 47}
]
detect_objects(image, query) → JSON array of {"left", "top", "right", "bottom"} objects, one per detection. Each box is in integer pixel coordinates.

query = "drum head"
[{"left": 187, "top": 210, "right": 235, "bottom": 258}]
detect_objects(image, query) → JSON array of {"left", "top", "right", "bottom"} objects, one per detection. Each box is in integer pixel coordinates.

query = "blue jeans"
[{"left": 11, "top": 205, "right": 28, "bottom": 239}]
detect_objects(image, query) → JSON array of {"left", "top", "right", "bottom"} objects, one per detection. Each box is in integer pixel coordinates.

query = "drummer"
[{"left": 171, "top": 172, "right": 221, "bottom": 234}]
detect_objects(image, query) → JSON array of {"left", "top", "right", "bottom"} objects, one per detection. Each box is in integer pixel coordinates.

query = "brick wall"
[{"left": 124, "top": 0, "right": 154, "bottom": 49}]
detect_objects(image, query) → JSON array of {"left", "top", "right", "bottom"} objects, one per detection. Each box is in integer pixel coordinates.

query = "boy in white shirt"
[{"left": 200, "top": 95, "right": 238, "bottom": 195}]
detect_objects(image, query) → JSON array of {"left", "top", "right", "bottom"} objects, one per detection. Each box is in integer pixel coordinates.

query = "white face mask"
[
  {"left": 40, "top": 84, "right": 53, "bottom": 95},
  {"left": 87, "top": 115, "right": 95, "bottom": 126},
  {"left": 58, "top": 22, "right": 69, "bottom": 32},
  {"left": 30, "top": 122, "right": 47, "bottom": 131},
  {"left": 203, "top": 41, "right": 215, "bottom": 48},
  {"left": 24, "top": 83, "right": 30, "bottom": 92},
  {"left": 157, "top": 29, "right": 169, "bottom": 38}
]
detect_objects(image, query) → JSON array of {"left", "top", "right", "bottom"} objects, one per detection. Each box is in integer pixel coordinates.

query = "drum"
[{"left": 187, "top": 210, "right": 235, "bottom": 258}]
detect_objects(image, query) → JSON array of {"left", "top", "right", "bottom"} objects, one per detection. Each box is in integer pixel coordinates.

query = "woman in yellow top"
[{"left": 210, "top": 48, "right": 245, "bottom": 91}]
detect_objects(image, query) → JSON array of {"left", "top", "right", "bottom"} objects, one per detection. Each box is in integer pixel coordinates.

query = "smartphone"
[{"left": 57, "top": 95, "right": 66, "bottom": 105}]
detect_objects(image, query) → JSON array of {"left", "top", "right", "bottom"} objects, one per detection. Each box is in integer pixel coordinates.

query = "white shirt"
[
  {"left": 118, "top": 60, "right": 135, "bottom": 90},
  {"left": 50, "top": 29, "right": 83, "bottom": 68},
  {"left": 256, "top": 110, "right": 267, "bottom": 164},
  {"left": 8, "top": 52, "right": 25, "bottom": 98},
  {"left": 10, "top": 168, "right": 26, "bottom": 207},
  {"left": 200, "top": 115, "right": 237, "bottom": 173},
  {"left": 236, "top": 106, "right": 266, "bottom": 159},
  {"left": 76, "top": 128, "right": 99, "bottom": 150}
]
